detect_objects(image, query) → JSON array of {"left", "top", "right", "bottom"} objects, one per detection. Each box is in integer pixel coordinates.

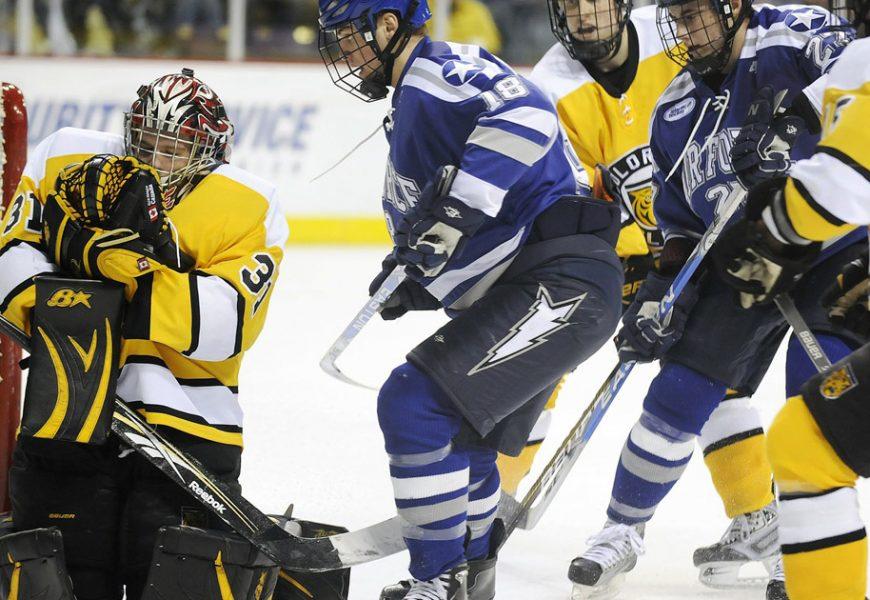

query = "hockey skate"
[
  {"left": 765, "top": 556, "right": 787, "bottom": 600},
  {"left": 380, "top": 564, "right": 468, "bottom": 600},
  {"left": 693, "top": 501, "right": 781, "bottom": 588},
  {"left": 568, "top": 521, "right": 646, "bottom": 600}
]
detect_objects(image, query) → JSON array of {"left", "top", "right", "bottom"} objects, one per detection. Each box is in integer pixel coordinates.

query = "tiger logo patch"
[
  {"left": 628, "top": 186, "right": 657, "bottom": 229},
  {"left": 819, "top": 364, "right": 858, "bottom": 400}
]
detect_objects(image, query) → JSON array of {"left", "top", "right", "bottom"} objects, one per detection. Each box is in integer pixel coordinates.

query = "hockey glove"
[
  {"left": 712, "top": 177, "right": 820, "bottom": 308},
  {"left": 42, "top": 155, "right": 193, "bottom": 296},
  {"left": 615, "top": 271, "right": 699, "bottom": 363},
  {"left": 621, "top": 253, "right": 656, "bottom": 313},
  {"left": 369, "top": 254, "right": 441, "bottom": 320},
  {"left": 731, "top": 86, "right": 806, "bottom": 189},
  {"left": 394, "top": 166, "right": 487, "bottom": 280},
  {"left": 823, "top": 248, "right": 870, "bottom": 339}
]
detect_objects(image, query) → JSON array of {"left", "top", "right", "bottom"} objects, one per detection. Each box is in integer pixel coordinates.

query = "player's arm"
[{"left": 125, "top": 196, "right": 286, "bottom": 362}]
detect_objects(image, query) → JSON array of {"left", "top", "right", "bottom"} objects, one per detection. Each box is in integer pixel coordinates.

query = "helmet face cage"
[
  {"left": 657, "top": 0, "right": 746, "bottom": 75},
  {"left": 124, "top": 72, "right": 233, "bottom": 208},
  {"left": 549, "top": 0, "right": 632, "bottom": 62},
  {"left": 319, "top": 13, "right": 391, "bottom": 102},
  {"left": 831, "top": 0, "right": 869, "bottom": 32}
]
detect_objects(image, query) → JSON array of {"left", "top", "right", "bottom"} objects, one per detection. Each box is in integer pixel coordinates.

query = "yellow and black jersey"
[
  {"left": 0, "top": 127, "right": 288, "bottom": 447},
  {"left": 783, "top": 37, "right": 870, "bottom": 243},
  {"left": 529, "top": 5, "right": 681, "bottom": 258}
]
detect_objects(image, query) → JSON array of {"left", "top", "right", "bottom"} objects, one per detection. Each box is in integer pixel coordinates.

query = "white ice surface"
[{"left": 239, "top": 247, "right": 870, "bottom": 600}]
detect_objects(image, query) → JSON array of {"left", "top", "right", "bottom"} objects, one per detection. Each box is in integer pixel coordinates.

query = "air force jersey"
[
  {"left": 650, "top": 5, "right": 858, "bottom": 252},
  {"left": 383, "top": 38, "right": 586, "bottom": 310}
]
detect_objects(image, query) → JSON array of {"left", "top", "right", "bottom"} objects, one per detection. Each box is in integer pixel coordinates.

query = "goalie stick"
[
  {"left": 497, "top": 184, "right": 748, "bottom": 535},
  {"left": 0, "top": 312, "right": 407, "bottom": 572},
  {"left": 320, "top": 264, "right": 407, "bottom": 389}
]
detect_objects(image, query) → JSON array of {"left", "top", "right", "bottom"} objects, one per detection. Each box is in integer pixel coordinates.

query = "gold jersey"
[
  {"left": 529, "top": 5, "right": 681, "bottom": 257},
  {"left": 0, "top": 127, "right": 288, "bottom": 447},
  {"left": 783, "top": 37, "right": 870, "bottom": 243}
]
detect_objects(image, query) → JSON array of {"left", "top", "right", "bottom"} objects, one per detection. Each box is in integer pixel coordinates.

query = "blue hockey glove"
[
  {"left": 731, "top": 86, "right": 806, "bottom": 189},
  {"left": 615, "top": 271, "right": 700, "bottom": 363},
  {"left": 394, "top": 166, "right": 487, "bottom": 280},
  {"left": 369, "top": 254, "right": 442, "bottom": 320}
]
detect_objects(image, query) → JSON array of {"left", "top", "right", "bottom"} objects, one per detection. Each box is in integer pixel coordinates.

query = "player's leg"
[
  {"left": 120, "top": 428, "right": 244, "bottom": 599},
  {"left": 767, "top": 341, "right": 870, "bottom": 600}
]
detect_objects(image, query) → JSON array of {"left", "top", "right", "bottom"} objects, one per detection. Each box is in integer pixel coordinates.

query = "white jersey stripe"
[
  {"left": 449, "top": 169, "right": 508, "bottom": 217},
  {"left": 0, "top": 244, "right": 56, "bottom": 306},
  {"left": 467, "top": 126, "right": 550, "bottom": 167},
  {"left": 187, "top": 274, "right": 241, "bottom": 362}
]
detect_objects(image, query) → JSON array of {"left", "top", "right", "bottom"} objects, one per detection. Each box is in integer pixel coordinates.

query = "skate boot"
[
  {"left": 765, "top": 556, "right": 787, "bottom": 600},
  {"left": 693, "top": 501, "right": 780, "bottom": 588},
  {"left": 568, "top": 521, "right": 646, "bottom": 599},
  {"left": 379, "top": 564, "right": 468, "bottom": 600}
]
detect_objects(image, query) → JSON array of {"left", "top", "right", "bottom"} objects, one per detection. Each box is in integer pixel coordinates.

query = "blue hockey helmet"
[
  {"left": 656, "top": 0, "right": 752, "bottom": 75},
  {"left": 318, "top": 0, "right": 431, "bottom": 101}
]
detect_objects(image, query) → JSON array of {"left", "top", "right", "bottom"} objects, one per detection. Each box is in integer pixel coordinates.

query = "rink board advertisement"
[{"left": 0, "top": 57, "right": 395, "bottom": 243}]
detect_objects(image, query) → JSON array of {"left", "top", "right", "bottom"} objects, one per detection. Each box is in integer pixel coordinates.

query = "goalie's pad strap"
[
  {"left": 142, "top": 526, "right": 278, "bottom": 600},
  {"left": 0, "top": 527, "right": 75, "bottom": 599},
  {"left": 21, "top": 276, "right": 124, "bottom": 444}
]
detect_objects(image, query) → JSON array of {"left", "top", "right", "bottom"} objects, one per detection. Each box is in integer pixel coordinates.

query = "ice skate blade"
[
  {"left": 570, "top": 574, "right": 625, "bottom": 600},
  {"left": 697, "top": 560, "right": 771, "bottom": 589}
]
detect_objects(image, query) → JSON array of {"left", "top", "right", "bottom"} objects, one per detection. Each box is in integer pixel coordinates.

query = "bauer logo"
[
  {"left": 819, "top": 364, "right": 858, "bottom": 400},
  {"left": 188, "top": 480, "right": 227, "bottom": 514},
  {"left": 664, "top": 98, "right": 696, "bottom": 122}
]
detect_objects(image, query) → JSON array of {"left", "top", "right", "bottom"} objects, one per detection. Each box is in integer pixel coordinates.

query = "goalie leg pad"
[
  {"left": 22, "top": 276, "right": 125, "bottom": 445},
  {"left": 141, "top": 526, "right": 278, "bottom": 599},
  {"left": 0, "top": 527, "right": 76, "bottom": 599}
]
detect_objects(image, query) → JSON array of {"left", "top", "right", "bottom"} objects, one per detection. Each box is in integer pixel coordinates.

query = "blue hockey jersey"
[
  {"left": 650, "top": 4, "right": 858, "bottom": 253},
  {"left": 382, "top": 38, "right": 588, "bottom": 310}
]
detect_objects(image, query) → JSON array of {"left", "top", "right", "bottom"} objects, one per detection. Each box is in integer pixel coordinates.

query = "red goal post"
[{"left": 0, "top": 83, "right": 26, "bottom": 512}]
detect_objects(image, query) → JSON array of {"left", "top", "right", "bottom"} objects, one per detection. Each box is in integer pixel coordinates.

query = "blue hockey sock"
[
  {"left": 608, "top": 363, "right": 725, "bottom": 525},
  {"left": 378, "top": 362, "right": 470, "bottom": 581},
  {"left": 464, "top": 444, "right": 500, "bottom": 561}
]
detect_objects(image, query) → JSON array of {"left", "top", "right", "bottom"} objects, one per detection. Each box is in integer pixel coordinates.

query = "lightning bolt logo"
[{"left": 468, "top": 285, "right": 587, "bottom": 375}]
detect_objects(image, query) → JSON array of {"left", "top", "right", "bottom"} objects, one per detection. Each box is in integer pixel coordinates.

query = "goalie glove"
[
  {"left": 42, "top": 154, "right": 194, "bottom": 295},
  {"left": 712, "top": 177, "right": 820, "bottom": 308},
  {"left": 394, "top": 166, "right": 487, "bottom": 280}
]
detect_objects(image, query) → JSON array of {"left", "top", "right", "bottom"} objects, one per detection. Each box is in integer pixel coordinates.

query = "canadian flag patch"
[{"left": 137, "top": 257, "right": 150, "bottom": 272}]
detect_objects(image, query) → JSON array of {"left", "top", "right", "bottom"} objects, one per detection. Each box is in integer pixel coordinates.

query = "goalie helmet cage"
[{"left": 0, "top": 83, "right": 25, "bottom": 513}]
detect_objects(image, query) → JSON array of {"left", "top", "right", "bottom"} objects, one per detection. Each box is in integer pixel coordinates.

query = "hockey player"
[
  {"left": 529, "top": 1, "right": 788, "bottom": 592},
  {"left": 317, "top": 1, "right": 625, "bottom": 598},
  {"left": 567, "top": 0, "right": 861, "bottom": 597},
  {"left": 0, "top": 70, "right": 289, "bottom": 598},
  {"left": 711, "top": 2, "right": 870, "bottom": 597}
]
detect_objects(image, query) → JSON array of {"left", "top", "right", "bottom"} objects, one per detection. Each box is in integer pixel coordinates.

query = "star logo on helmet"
[
  {"left": 442, "top": 61, "right": 483, "bottom": 87},
  {"left": 785, "top": 9, "right": 825, "bottom": 32}
]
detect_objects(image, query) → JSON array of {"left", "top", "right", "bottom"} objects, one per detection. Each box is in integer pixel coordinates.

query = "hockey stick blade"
[
  {"left": 501, "top": 188, "right": 748, "bottom": 533},
  {"left": 0, "top": 312, "right": 407, "bottom": 572},
  {"left": 320, "top": 264, "right": 407, "bottom": 389},
  {"left": 774, "top": 294, "right": 832, "bottom": 372}
]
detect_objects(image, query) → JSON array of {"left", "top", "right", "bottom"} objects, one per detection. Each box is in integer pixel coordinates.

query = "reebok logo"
[{"left": 188, "top": 480, "right": 227, "bottom": 514}]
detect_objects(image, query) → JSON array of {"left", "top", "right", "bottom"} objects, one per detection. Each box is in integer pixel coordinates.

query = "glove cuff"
[{"left": 437, "top": 197, "right": 487, "bottom": 237}]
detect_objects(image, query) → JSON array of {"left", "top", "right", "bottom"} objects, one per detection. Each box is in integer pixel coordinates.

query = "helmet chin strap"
[{"left": 363, "top": 0, "right": 421, "bottom": 99}]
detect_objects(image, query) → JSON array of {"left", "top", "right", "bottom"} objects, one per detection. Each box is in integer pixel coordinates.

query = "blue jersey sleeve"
[{"left": 449, "top": 75, "right": 564, "bottom": 218}]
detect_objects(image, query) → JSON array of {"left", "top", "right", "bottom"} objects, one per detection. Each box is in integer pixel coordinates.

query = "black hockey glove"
[
  {"left": 621, "top": 253, "right": 656, "bottom": 313},
  {"left": 615, "top": 271, "right": 700, "bottom": 363},
  {"left": 394, "top": 166, "right": 487, "bottom": 280},
  {"left": 369, "top": 254, "right": 441, "bottom": 320},
  {"left": 731, "top": 86, "right": 806, "bottom": 189},
  {"left": 822, "top": 248, "right": 870, "bottom": 339},
  {"left": 712, "top": 177, "right": 820, "bottom": 308}
]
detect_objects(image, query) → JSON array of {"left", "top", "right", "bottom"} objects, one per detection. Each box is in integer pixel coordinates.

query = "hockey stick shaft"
[
  {"left": 774, "top": 294, "right": 833, "bottom": 372},
  {"left": 0, "top": 312, "right": 406, "bottom": 572},
  {"left": 319, "top": 264, "right": 407, "bottom": 389},
  {"left": 499, "top": 187, "right": 747, "bottom": 536}
]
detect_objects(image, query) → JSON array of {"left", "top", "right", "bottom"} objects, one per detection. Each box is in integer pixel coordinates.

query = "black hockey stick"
[
  {"left": 774, "top": 293, "right": 833, "bottom": 372},
  {"left": 0, "top": 312, "right": 406, "bottom": 572}
]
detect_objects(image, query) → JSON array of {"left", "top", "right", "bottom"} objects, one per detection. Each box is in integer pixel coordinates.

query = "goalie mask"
[
  {"left": 125, "top": 68, "right": 233, "bottom": 208},
  {"left": 656, "top": 0, "right": 752, "bottom": 75},
  {"left": 318, "top": 0, "right": 431, "bottom": 101},
  {"left": 549, "top": 0, "right": 633, "bottom": 62}
]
